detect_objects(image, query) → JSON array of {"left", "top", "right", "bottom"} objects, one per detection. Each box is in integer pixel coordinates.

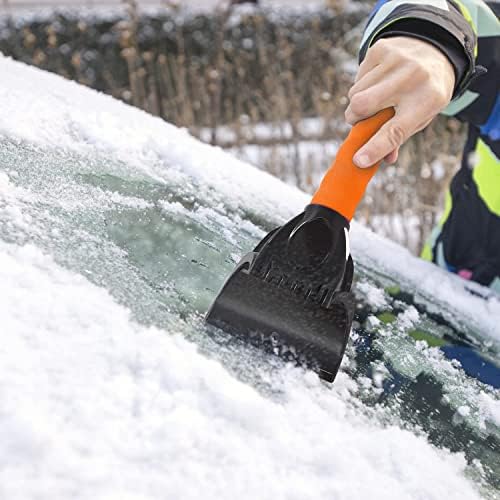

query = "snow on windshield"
[
  {"left": 0, "top": 55, "right": 498, "bottom": 499},
  {"left": 1, "top": 55, "right": 498, "bottom": 342}
]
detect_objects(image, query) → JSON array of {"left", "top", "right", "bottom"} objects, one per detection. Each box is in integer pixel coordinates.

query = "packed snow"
[
  {"left": 0, "top": 54, "right": 498, "bottom": 343},
  {"left": 0, "top": 55, "right": 498, "bottom": 499},
  {"left": 0, "top": 243, "right": 484, "bottom": 500}
]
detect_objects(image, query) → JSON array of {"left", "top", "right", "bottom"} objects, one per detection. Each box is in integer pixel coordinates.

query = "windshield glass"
[{"left": 0, "top": 56, "right": 498, "bottom": 499}]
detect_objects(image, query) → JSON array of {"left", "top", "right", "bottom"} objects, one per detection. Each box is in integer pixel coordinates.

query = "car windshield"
[{"left": 0, "top": 56, "right": 498, "bottom": 499}]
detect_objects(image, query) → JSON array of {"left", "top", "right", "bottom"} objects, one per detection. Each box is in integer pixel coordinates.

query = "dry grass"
[
  {"left": 122, "top": 1, "right": 465, "bottom": 253},
  {"left": 4, "top": 0, "right": 465, "bottom": 252}
]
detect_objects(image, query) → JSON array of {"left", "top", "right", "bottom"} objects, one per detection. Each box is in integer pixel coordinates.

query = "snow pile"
[
  {"left": 0, "top": 243, "right": 482, "bottom": 500},
  {"left": 0, "top": 55, "right": 496, "bottom": 499},
  {"left": 356, "top": 281, "right": 388, "bottom": 310}
]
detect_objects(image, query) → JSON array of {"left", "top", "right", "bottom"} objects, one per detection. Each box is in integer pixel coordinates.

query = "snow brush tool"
[{"left": 206, "top": 108, "right": 395, "bottom": 382}]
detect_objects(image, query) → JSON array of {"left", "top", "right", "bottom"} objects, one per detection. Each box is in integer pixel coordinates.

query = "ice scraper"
[{"left": 206, "top": 108, "right": 395, "bottom": 382}]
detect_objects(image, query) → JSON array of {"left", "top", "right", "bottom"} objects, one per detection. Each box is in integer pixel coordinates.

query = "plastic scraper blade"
[{"left": 206, "top": 205, "right": 355, "bottom": 382}]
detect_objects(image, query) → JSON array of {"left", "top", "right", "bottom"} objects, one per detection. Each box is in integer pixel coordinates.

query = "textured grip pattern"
[{"left": 311, "top": 108, "right": 395, "bottom": 221}]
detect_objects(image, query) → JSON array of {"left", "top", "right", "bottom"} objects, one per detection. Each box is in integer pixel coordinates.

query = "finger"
[
  {"left": 353, "top": 113, "right": 435, "bottom": 168},
  {"left": 355, "top": 59, "right": 380, "bottom": 86},
  {"left": 384, "top": 148, "right": 399, "bottom": 164},
  {"left": 345, "top": 78, "right": 399, "bottom": 125},
  {"left": 353, "top": 114, "right": 412, "bottom": 168},
  {"left": 348, "top": 58, "right": 399, "bottom": 100},
  {"left": 355, "top": 40, "right": 386, "bottom": 82}
]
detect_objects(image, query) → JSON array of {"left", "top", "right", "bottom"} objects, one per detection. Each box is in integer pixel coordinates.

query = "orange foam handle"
[{"left": 311, "top": 107, "right": 395, "bottom": 221}]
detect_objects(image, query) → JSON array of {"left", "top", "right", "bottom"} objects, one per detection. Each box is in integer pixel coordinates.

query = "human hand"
[{"left": 345, "top": 36, "right": 456, "bottom": 167}]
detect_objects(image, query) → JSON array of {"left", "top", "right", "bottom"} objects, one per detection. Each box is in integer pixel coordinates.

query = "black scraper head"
[{"left": 206, "top": 204, "right": 355, "bottom": 382}]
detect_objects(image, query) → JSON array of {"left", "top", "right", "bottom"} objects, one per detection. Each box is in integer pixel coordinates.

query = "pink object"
[{"left": 458, "top": 269, "right": 473, "bottom": 280}]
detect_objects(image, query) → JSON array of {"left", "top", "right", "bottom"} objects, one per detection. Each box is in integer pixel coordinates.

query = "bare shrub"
[{"left": 1, "top": 2, "right": 464, "bottom": 253}]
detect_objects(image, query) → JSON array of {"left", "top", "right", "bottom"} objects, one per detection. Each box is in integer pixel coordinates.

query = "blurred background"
[{"left": 0, "top": 0, "right": 465, "bottom": 254}]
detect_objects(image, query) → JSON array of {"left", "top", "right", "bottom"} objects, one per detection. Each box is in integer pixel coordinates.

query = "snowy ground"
[{"left": 0, "top": 55, "right": 498, "bottom": 499}]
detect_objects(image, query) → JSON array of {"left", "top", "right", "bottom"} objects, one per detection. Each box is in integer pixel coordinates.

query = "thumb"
[{"left": 353, "top": 115, "right": 409, "bottom": 168}]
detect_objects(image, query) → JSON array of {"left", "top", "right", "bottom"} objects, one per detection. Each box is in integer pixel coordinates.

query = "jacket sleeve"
[
  {"left": 359, "top": 0, "right": 481, "bottom": 99},
  {"left": 359, "top": 1, "right": 499, "bottom": 130}
]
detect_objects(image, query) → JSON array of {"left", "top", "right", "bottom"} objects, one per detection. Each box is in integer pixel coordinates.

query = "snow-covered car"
[{"left": 0, "top": 55, "right": 498, "bottom": 499}]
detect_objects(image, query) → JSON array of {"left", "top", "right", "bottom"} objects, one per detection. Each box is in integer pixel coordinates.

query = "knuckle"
[
  {"left": 409, "top": 59, "right": 423, "bottom": 72},
  {"left": 372, "top": 38, "right": 389, "bottom": 52},
  {"left": 386, "top": 123, "right": 406, "bottom": 148},
  {"left": 345, "top": 107, "right": 355, "bottom": 124},
  {"left": 357, "top": 58, "right": 370, "bottom": 74},
  {"left": 407, "top": 59, "right": 427, "bottom": 79},
  {"left": 421, "top": 66, "right": 434, "bottom": 82},
  {"left": 367, "top": 39, "right": 386, "bottom": 59},
  {"left": 349, "top": 92, "right": 369, "bottom": 115}
]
